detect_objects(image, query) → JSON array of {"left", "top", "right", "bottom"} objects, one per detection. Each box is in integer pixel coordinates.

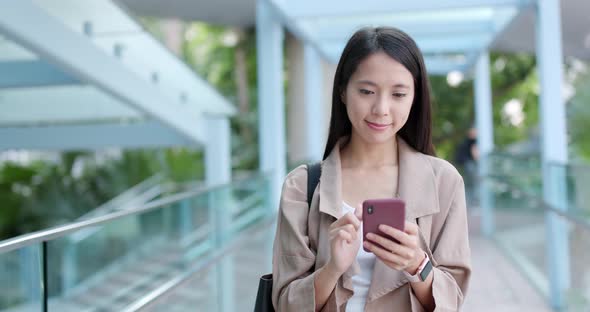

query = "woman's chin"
[{"left": 359, "top": 132, "right": 396, "bottom": 145}]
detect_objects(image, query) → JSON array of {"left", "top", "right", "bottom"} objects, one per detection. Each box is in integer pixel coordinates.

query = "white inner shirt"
[{"left": 342, "top": 202, "right": 376, "bottom": 312}]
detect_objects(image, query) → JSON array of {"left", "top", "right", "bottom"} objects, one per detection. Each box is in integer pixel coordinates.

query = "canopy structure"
[
  {"left": 0, "top": 0, "right": 235, "bottom": 151},
  {"left": 265, "top": 0, "right": 530, "bottom": 75}
]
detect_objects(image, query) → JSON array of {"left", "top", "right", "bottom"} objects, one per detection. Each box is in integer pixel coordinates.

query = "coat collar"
[
  {"left": 319, "top": 135, "right": 440, "bottom": 220},
  {"left": 318, "top": 135, "right": 440, "bottom": 304}
]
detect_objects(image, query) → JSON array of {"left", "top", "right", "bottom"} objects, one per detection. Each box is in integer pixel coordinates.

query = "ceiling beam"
[
  {"left": 0, "top": 60, "right": 81, "bottom": 88},
  {"left": 0, "top": 120, "right": 196, "bottom": 151},
  {"left": 310, "top": 20, "right": 496, "bottom": 42},
  {"left": 276, "top": 0, "right": 530, "bottom": 19},
  {"left": 0, "top": 1, "right": 205, "bottom": 144}
]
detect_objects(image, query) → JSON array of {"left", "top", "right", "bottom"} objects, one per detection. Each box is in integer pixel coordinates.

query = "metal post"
[
  {"left": 41, "top": 242, "right": 48, "bottom": 312},
  {"left": 536, "top": 0, "right": 570, "bottom": 308},
  {"left": 257, "top": 0, "right": 286, "bottom": 208},
  {"left": 205, "top": 116, "right": 234, "bottom": 312},
  {"left": 474, "top": 51, "right": 495, "bottom": 237}
]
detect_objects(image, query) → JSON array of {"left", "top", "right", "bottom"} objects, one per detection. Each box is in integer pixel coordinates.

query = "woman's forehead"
[{"left": 351, "top": 53, "right": 414, "bottom": 86}]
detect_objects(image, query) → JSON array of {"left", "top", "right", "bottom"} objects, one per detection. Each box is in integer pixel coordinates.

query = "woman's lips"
[{"left": 366, "top": 120, "right": 391, "bottom": 131}]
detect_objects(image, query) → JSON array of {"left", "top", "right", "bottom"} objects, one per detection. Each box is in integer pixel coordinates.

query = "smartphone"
[{"left": 362, "top": 198, "right": 406, "bottom": 252}]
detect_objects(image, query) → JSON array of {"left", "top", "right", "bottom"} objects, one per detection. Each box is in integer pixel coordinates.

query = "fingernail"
[{"left": 366, "top": 233, "right": 373, "bottom": 239}]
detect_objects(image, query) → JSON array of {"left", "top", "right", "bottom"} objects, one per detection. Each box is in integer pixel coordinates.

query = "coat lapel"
[
  {"left": 367, "top": 137, "right": 440, "bottom": 303},
  {"left": 318, "top": 137, "right": 359, "bottom": 307},
  {"left": 317, "top": 136, "right": 441, "bottom": 306}
]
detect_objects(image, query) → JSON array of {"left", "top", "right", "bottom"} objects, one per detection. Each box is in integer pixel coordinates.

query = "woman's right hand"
[{"left": 327, "top": 211, "right": 362, "bottom": 275}]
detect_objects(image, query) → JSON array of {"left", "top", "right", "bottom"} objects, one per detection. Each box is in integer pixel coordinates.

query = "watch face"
[{"left": 420, "top": 260, "right": 433, "bottom": 281}]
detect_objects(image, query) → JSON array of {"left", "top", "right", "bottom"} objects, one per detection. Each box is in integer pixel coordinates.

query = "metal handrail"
[{"left": 0, "top": 172, "right": 270, "bottom": 254}]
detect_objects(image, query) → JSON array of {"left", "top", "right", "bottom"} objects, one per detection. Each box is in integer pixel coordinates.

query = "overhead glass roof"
[
  {"left": 269, "top": 0, "right": 530, "bottom": 75},
  {"left": 0, "top": 0, "right": 235, "bottom": 148}
]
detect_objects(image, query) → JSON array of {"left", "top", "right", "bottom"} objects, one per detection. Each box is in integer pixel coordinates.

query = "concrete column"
[
  {"left": 286, "top": 34, "right": 306, "bottom": 164},
  {"left": 303, "top": 43, "right": 323, "bottom": 162}
]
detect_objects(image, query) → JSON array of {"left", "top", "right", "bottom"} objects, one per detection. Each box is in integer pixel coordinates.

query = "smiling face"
[{"left": 342, "top": 51, "right": 415, "bottom": 145}]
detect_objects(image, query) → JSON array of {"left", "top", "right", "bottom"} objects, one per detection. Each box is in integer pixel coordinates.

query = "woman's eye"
[
  {"left": 360, "top": 89, "right": 373, "bottom": 95},
  {"left": 393, "top": 93, "right": 406, "bottom": 98}
]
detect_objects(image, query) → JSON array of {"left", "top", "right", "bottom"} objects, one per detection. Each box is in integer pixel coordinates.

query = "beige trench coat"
[{"left": 272, "top": 137, "right": 471, "bottom": 311}]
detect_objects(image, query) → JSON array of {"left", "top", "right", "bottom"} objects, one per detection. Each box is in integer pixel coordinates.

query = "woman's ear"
[{"left": 340, "top": 90, "right": 346, "bottom": 105}]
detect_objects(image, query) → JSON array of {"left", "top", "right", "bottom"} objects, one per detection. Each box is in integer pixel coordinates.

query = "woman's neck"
[{"left": 340, "top": 134, "right": 398, "bottom": 169}]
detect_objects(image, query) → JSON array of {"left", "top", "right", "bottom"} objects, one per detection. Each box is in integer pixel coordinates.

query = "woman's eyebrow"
[
  {"left": 356, "top": 80, "right": 378, "bottom": 87},
  {"left": 356, "top": 80, "right": 410, "bottom": 89},
  {"left": 393, "top": 84, "right": 410, "bottom": 89}
]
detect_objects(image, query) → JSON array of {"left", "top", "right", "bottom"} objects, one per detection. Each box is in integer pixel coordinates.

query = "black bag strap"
[{"left": 306, "top": 162, "right": 322, "bottom": 207}]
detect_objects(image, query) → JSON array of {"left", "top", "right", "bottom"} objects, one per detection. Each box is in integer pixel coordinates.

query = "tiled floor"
[
  {"left": 462, "top": 235, "right": 552, "bottom": 312},
  {"left": 464, "top": 208, "right": 553, "bottom": 312}
]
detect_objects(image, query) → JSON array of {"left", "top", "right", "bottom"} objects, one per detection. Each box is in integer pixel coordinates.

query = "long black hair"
[{"left": 322, "top": 27, "right": 435, "bottom": 159}]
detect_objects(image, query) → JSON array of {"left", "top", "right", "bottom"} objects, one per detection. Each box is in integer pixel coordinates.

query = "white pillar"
[
  {"left": 287, "top": 34, "right": 306, "bottom": 164},
  {"left": 474, "top": 51, "right": 495, "bottom": 237},
  {"left": 303, "top": 44, "right": 324, "bottom": 162},
  {"left": 536, "top": 0, "right": 570, "bottom": 309},
  {"left": 257, "top": 0, "right": 286, "bottom": 209},
  {"left": 205, "top": 116, "right": 231, "bottom": 185},
  {"left": 205, "top": 116, "right": 234, "bottom": 312}
]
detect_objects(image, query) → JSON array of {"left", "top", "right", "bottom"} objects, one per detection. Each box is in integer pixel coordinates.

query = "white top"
[{"left": 342, "top": 202, "right": 376, "bottom": 312}]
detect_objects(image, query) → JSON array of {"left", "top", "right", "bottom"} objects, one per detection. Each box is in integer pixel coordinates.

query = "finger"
[
  {"left": 367, "top": 234, "right": 415, "bottom": 260},
  {"left": 354, "top": 204, "right": 363, "bottom": 221},
  {"left": 378, "top": 224, "right": 416, "bottom": 248},
  {"left": 336, "top": 229, "right": 354, "bottom": 243},
  {"left": 341, "top": 224, "right": 359, "bottom": 240},
  {"left": 336, "top": 212, "right": 360, "bottom": 230},
  {"left": 366, "top": 233, "right": 410, "bottom": 256},
  {"left": 331, "top": 228, "right": 353, "bottom": 244},
  {"left": 363, "top": 241, "right": 410, "bottom": 268}
]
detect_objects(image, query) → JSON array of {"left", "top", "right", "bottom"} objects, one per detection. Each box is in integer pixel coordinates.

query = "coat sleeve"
[
  {"left": 410, "top": 171, "right": 472, "bottom": 312},
  {"left": 271, "top": 165, "right": 321, "bottom": 311}
]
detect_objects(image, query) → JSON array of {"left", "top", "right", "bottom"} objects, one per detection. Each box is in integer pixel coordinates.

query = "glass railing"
[
  {"left": 0, "top": 172, "right": 273, "bottom": 312},
  {"left": 481, "top": 158, "right": 590, "bottom": 311}
]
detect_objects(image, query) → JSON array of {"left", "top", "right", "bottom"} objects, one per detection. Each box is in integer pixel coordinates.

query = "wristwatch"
[{"left": 403, "top": 252, "right": 433, "bottom": 283}]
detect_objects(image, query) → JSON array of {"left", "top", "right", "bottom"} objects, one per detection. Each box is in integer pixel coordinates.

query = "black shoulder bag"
[{"left": 253, "top": 162, "right": 322, "bottom": 312}]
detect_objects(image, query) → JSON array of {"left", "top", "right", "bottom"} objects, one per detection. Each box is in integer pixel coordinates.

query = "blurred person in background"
[{"left": 454, "top": 127, "right": 479, "bottom": 207}]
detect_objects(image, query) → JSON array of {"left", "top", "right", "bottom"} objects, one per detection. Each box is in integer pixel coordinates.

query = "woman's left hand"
[{"left": 363, "top": 220, "right": 425, "bottom": 274}]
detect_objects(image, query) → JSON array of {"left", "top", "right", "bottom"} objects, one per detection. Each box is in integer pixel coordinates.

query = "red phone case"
[{"left": 362, "top": 198, "right": 406, "bottom": 252}]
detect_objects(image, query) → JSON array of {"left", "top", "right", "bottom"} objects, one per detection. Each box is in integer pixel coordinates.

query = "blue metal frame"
[
  {"left": 0, "top": 121, "right": 196, "bottom": 151},
  {"left": 0, "top": 60, "right": 80, "bottom": 88},
  {"left": 267, "top": 0, "right": 531, "bottom": 76}
]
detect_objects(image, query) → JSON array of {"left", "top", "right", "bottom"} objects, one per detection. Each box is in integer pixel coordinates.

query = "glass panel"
[
  {"left": 487, "top": 154, "right": 548, "bottom": 296},
  {"left": 567, "top": 221, "right": 590, "bottom": 310},
  {"left": 141, "top": 220, "right": 275, "bottom": 312},
  {"left": 565, "top": 163, "right": 590, "bottom": 222},
  {"left": 491, "top": 174, "right": 549, "bottom": 294},
  {"left": 44, "top": 198, "right": 199, "bottom": 311},
  {"left": 489, "top": 158, "right": 590, "bottom": 310},
  {"left": 0, "top": 245, "right": 42, "bottom": 312},
  {"left": 31, "top": 173, "right": 270, "bottom": 311}
]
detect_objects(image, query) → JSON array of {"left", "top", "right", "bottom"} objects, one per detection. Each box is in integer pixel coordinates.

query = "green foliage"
[
  {"left": 568, "top": 68, "right": 590, "bottom": 162},
  {"left": 430, "top": 52, "right": 538, "bottom": 160}
]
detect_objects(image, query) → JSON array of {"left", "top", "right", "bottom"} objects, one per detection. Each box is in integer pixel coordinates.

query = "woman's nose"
[{"left": 371, "top": 95, "right": 390, "bottom": 116}]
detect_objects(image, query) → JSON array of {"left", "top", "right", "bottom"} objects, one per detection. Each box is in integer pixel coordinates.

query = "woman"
[{"left": 271, "top": 27, "right": 471, "bottom": 312}]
